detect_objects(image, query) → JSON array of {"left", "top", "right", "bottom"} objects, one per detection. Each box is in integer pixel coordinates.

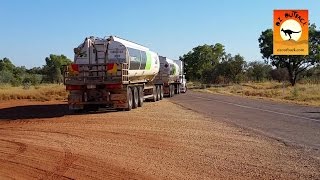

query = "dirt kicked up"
[{"left": 0, "top": 100, "right": 319, "bottom": 179}]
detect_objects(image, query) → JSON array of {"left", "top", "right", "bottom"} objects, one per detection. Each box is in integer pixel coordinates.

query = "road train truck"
[{"left": 63, "top": 36, "right": 165, "bottom": 111}]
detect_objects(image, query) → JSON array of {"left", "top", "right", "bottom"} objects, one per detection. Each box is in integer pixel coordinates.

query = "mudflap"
[
  {"left": 110, "top": 93, "right": 128, "bottom": 109},
  {"left": 68, "top": 94, "right": 84, "bottom": 110}
]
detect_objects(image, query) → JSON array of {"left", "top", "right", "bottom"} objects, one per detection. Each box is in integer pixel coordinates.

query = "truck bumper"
[{"left": 67, "top": 93, "right": 128, "bottom": 110}]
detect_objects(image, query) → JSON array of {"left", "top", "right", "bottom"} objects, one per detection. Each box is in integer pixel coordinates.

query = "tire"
[
  {"left": 132, "top": 87, "right": 138, "bottom": 109},
  {"left": 156, "top": 85, "right": 160, "bottom": 101},
  {"left": 159, "top": 85, "right": 163, "bottom": 100},
  {"left": 84, "top": 105, "right": 99, "bottom": 111},
  {"left": 177, "top": 84, "right": 180, "bottom": 94},
  {"left": 168, "top": 85, "right": 172, "bottom": 97},
  {"left": 71, "top": 109, "right": 84, "bottom": 114},
  {"left": 151, "top": 86, "right": 157, "bottom": 102},
  {"left": 171, "top": 85, "right": 175, "bottom": 97},
  {"left": 138, "top": 86, "right": 144, "bottom": 107},
  {"left": 174, "top": 84, "right": 178, "bottom": 94},
  {"left": 125, "top": 87, "right": 133, "bottom": 111}
]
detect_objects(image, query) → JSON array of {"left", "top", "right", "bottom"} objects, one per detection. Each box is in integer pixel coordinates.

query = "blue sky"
[{"left": 0, "top": 0, "right": 319, "bottom": 68}]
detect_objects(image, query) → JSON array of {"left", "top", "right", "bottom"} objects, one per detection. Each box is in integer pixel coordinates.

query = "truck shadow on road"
[
  {"left": 0, "top": 104, "right": 116, "bottom": 121},
  {"left": 0, "top": 104, "right": 70, "bottom": 120}
]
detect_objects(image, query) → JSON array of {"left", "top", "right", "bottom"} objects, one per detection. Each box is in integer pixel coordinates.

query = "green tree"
[
  {"left": 0, "top": 57, "right": 15, "bottom": 72},
  {"left": 180, "top": 43, "right": 225, "bottom": 82},
  {"left": 23, "top": 73, "right": 43, "bottom": 85},
  {"left": 12, "top": 66, "right": 27, "bottom": 84},
  {"left": 26, "top": 67, "right": 43, "bottom": 74},
  {"left": 0, "top": 70, "right": 15, "bottom": 84},
  {"left": 208, "top": 54, "right": 246, "bottom": 84},
  {"left": 42, "top": 54, "right": 72, "bottom": 83},
  {"left": 227, "top": 54, "right": 246, "bottom": 83},
  {"left": 270, "top": 68, "right": 289, "bottom": 82},
  {"left": 0, "top": 58, "right": 28, "bottom": 86},
  {"left": 246, "top": 61, "right": 272, "bottom": 81},
  {"left": 216, "top": 54, "right": 246, "bottom": 83},
  {"left": 258, "top": 24, "right": 320, "bottom": 86}
]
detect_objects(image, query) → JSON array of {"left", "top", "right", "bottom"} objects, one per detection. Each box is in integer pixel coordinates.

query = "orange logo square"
[{"left": 273, "top": 10, "right": 309, "bottom": 55}]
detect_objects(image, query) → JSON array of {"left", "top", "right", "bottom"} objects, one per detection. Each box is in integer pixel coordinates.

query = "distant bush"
[
  {"left": 270, "top": 68, "right": 289, "bottom": 82},
  {"left": 246, "top": 61, "right": 272, "bottom": 82},
  {"left": 0, "top": 70, "right": 15, "bottom": 84},
  {"left": 0, "top": 54, "right": 71, "bottom": 86}
]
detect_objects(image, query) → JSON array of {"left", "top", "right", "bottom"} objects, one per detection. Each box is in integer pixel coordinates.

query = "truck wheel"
[
  {"left": 125, "top": 88, "right": 133, "bottom": 111},
  {"left": 160, "top": 85, "right": 163, "bottom": 100},
  {"left": 151, "top": 86, "right": 157, "bottom": 102},
  {"left": 171, "top": 85, "right": 175, "bottom": 97},
  {"left": 71, "top": 109, "right": 84, "bottom": 114},
  {"left": 174, "top": 84, "right": 178, "bottom": 94},
  {"left": 84, "top": 105, "right": 99, "bottom": 111},
  {"left": 169, "top": 85, "right": 172, "bottom": 97},
  {"left": 138, "top": 86, "right": 144, "bottom": 107},
  {"left": 156, "top": 85, "right": 160, "bottom": 101},
  {"left": 132, "top": 87, "right": 138, "bottom": 109}
]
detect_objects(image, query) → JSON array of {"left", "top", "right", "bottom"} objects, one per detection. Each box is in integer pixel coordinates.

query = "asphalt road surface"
[{"left": 171, "top": 91, "right": 320, "bottom": 152}]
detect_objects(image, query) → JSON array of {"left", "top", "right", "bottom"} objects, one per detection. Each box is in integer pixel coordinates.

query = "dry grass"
[
  {"left": 190, "top": 81, "right": 320, "bottom": 106},
  {"left": 0, "top": 84, "right": 67, "bottom": 101}
]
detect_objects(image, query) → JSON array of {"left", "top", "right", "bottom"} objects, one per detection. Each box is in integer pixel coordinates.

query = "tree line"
[
  {"left": 180, "top": 24, "right": 320, "bottom": 86},
  {"left": 0, "top": 55, "right": 71, "bottom": 86}
]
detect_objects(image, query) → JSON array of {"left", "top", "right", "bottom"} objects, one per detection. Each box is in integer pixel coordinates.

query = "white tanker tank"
[
  {"left": 64, "top": 36, "right": 163, "bottom": 111},
  {"left": 159, "top": 56, "right": 180, "bottom": 82},
  {"left": 154, "top": 56, "right": 182, "bottom": 97},
  {"left": 73, "top": 36, "right": 160, "bottom": 82}
]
